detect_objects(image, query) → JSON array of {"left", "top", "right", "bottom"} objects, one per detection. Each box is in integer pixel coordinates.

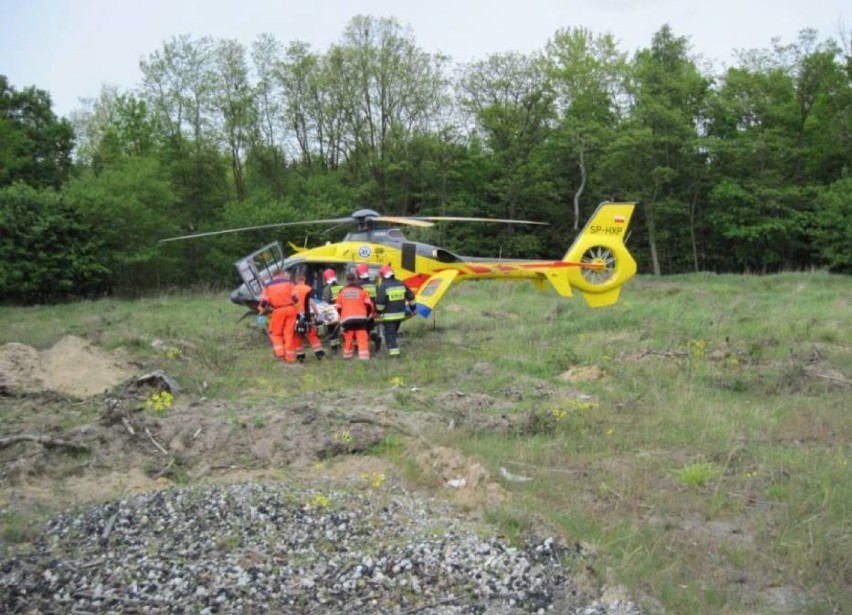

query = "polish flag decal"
[{"left": 614, "top": 215, "right": 625, "bottom": 224}]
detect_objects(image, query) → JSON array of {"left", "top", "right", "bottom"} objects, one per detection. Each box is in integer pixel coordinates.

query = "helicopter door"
[
  {"left": 402, "top": 242, "right": 417, "bottom": 273},
  {"left": 414, "top": 270, "right": 459, "bottom": 318},
  {"left": 233, "top": 241, "right": 286, "bottom": 300}
]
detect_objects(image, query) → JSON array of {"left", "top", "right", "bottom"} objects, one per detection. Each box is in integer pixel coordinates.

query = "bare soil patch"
[
  {"left": 0, "top": 336, "right": 134, "bottom": 399},
  {"left": 0, "top": 337, "right": 542, "bottom": 527}
]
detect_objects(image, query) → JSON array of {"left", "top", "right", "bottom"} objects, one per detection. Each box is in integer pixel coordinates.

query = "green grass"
[{"left": 1, "top": 272, "right": 850, "bottom": 614}]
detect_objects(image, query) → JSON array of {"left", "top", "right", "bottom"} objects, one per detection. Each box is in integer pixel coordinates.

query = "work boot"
[
  {"left": 297, "top": 354, "right": 306, "bottom": 363},
  {"left": 315, "top": 350, "right": 325, "bottom": 360}
]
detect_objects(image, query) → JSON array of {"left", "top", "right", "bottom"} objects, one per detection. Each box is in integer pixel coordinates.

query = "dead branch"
[
  {"left": 813, "top": 372, "right": 851, "bottom": 385},
  {"left": 152, "top": 456, "right": 176, "bottom": 480},
  {"left": 0, "top": 434, "right": 88, "bottom": 452},
  {"left": 144, "top": 428, "right": 169, "bottom": 456},
  {"left": 121, "top": 417, "right": 136, "bottom": 436}
]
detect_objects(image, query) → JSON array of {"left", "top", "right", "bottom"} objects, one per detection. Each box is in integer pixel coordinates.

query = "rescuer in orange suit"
[
  {"left": 258, "top": 270, "right": 298, "bottom": 363},
  {"left": 335, "top": 272, "right": 374, "bottom": 360},
  {"left": 355, "top": 263, "right": 382, "bottom": 352},
  {"left": 293, "top": 272, "right": 325, "bottom": 361}
]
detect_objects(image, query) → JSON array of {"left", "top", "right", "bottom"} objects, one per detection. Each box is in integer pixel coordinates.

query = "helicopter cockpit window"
[
  {"left": 233, "top": 241, "right": 287, "bottom": 299},
  {"left": 344, "top": 263, "right": 382, "bottom": 280}
]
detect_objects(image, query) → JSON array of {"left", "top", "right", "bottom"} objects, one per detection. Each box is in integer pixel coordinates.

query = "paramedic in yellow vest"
[
  {"left": 374, "top": 265, "right": 415, "bottom": 357},
  {"left": 320, "top": 268, "right": 343, "bottom": 352}
]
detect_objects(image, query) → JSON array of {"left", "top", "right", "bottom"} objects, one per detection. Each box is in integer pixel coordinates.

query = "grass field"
[{"left": 1, "top": 272, "right": 850, "bottom": 614}]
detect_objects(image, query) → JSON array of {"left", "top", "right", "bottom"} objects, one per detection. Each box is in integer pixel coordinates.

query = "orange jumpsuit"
[
  {"left": 335, "top": 283, "right": 373, "bottom": 360},
  {"left": 293, "top": 282, "right": 324, "bottom": 360},
  {"left": 258, "top": 276, "right": 298, "bottom": 362}
]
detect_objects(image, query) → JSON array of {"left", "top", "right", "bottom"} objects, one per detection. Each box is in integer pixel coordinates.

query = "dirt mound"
[{"left": 0, "top": 336, "right": 134, "bottom": 399}]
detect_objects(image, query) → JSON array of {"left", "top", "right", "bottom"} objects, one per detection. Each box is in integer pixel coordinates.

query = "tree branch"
[{"left": 0, "top": 434, "right": 88, "bottom": 452}]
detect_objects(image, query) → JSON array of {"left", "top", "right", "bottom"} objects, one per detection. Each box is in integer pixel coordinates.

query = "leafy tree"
[
  {"left": 618, "top": 25, "right": 711, "bottom": 274},
  {"left": 212, "top": 39, "right": 255, "bottom": 201},
  {"left": 0, "top": 183, "right": 109, "bottom": 302},
  {"left": 64, "top": 155, "right": 180, "bottom": 291},
  {"left": 0, "top": 76, "right": 74, "bottom": 189},
  {"left": 812, "top": 174, "right": 852, "bottom": 272},
  {"left": 458, "top": 52, "right": 557, "bottom": 231},
  {"left": 72, "top": 87, "right": 158, "bottom": 170},
  {"left": 545, "top": 27, "right": 629, "bottom": 230},
  {"left": 139, "top": 35, "right": 217, "bottom": 143},
  {"left": 706, "top": 29, "right": 849, "bottom": 271},
  {"left": 139, "top": 37, "right": 234, "bottom": 280},
  {"left": 706, "top": 180, "right": 815, "bottom": 272},
  {"left": 251, "top": 33, "right": 286, "bottom": 155},
  {"left": 331, "top": 16, "right": 450, "bottom": 208},
  {"left": 777, "top": 30, "right": 849, "bottom": 184},
  {"left": 277, "top": 40, "right": 327, "bottom": 168},
  {"left": 155, "top": 135, "right": 231, "bottom": 282}
]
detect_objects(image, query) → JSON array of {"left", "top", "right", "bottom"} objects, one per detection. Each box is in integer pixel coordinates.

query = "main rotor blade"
[
  {"left": 373, "top": 216, "right": 434, "bottom": 228},
  {"left": 158, "top": 218, "right": 353, "bottom": 243},
  {"left": 413, "top": 216, "right": 548, "bottom": 225}
]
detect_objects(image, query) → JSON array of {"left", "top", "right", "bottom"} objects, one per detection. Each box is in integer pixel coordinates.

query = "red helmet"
[
  {"left": 355, "top": 263, "right": 370, "bottom": 279},
  {"left": 380, "top": 265, "right": 394, "bottom": 279},
  {"left": 322, "top": 268, "right": 337, "bottom": 283}
]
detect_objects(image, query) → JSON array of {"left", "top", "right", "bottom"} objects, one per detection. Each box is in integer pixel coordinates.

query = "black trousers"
[{"left": 383, "top": 320, "right": 403, "bottom": 355}]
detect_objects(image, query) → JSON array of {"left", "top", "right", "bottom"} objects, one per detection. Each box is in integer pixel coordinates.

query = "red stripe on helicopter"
[
  {"left": 401, "top": 273, "right": 431, "bottom": 291},
  {"left": 614, "top": 215, "right": 625, "bottom": 223}
]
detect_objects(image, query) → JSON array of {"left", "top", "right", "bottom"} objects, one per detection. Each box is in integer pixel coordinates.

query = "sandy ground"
[{"left": 0, "top": 336, "right": 135, "bottom": 399}]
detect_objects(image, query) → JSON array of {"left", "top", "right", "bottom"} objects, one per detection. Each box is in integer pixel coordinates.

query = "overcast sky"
[{"left": 1, "top": 0, "right": 848, "bottom": 118}]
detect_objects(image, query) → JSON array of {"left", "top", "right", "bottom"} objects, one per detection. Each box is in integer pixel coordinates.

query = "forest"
[{"left": 1, "top": 16, "right": 850, "bottom": 303}]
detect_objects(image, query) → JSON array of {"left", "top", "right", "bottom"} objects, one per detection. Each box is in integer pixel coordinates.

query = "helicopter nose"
[{"left": 230, "top": 285, "right": 254, "bottom": 306}]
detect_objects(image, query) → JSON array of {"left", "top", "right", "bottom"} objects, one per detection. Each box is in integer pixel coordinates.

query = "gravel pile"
[{"left": 1, "top": 481, "right": 643, "bottom": 614}]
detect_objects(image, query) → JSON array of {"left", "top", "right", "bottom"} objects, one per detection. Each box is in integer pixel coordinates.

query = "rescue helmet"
[
  {"left": 380, "top": 264, "right": 395, "bottom": 279},
  {"left": 355, "top": 263, "right": 370, "bottom": 279},
  {"left": 322, "top": 268, "right": 337, "bottom": 283}
]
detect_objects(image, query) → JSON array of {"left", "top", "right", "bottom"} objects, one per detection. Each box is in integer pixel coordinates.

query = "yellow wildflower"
[{"left": 145, "top": 391, "right": 174, "bottom": 414}]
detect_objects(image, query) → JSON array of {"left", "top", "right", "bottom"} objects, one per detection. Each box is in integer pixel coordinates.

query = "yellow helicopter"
[{"left": 160, "top": 201, "right": 637, "bottom": 319}]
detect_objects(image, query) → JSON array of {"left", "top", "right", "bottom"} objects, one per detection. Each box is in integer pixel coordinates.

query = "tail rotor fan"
[{"left": 580, "top": 246, "right": 617, "bottom": 285}]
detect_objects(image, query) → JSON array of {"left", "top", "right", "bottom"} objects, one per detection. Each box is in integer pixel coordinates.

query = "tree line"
[{"left": 1, "top": 16, "right": 850, "bottom": 303}]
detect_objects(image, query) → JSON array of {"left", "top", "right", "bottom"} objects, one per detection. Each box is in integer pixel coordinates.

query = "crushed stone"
[{"left": 1, "top": 480, "right": 644, "bottom": 614}]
